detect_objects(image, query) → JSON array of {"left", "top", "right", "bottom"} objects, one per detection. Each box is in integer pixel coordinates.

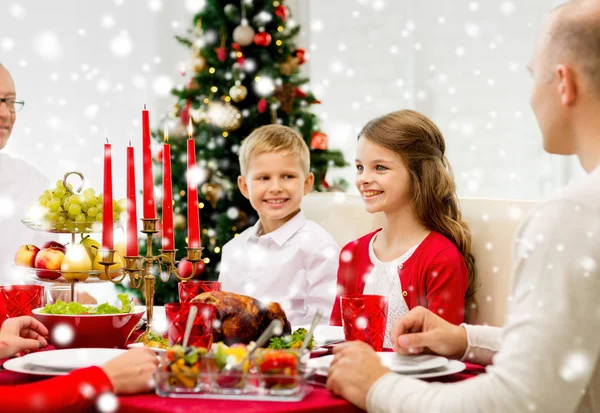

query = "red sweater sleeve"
[
  {"left": 424, "top": 247, "right": 468, "bottom": 325},
  {"left": 330, "top": 246, "right": 350, "bottom": 326},
  {"left": 0, "top": 366, "right": 114, "bottom": 413}
]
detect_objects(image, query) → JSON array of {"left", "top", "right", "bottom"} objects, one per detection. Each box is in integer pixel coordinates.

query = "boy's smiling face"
[{"left": 238, "top": 150, "right": 314, "bottom": 233}]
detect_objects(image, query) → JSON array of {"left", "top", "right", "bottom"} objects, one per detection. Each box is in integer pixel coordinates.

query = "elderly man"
[
  {"left": 327, "top": 1, "right": 600, "bottom": 412},
  {"left": 0, "top": 64, "right": 51, "bottom": 284}
]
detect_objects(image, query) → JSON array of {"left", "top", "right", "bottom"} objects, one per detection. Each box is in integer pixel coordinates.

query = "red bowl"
[{"left": 32, "top": 306, "right": 144, "bottom": 349}]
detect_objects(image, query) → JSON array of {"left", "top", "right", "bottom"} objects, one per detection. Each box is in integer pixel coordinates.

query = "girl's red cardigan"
[{"left": 330, "top": 230, "right": 469, "bottom": 327}]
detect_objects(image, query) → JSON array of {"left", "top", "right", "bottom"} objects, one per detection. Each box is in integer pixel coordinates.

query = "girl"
[{"left": 330, "top": 110, "right": 477, "bottom": 348}]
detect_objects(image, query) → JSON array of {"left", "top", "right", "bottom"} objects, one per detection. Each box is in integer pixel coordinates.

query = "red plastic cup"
[
  {"left": 0, "top": 285, "right": 45, "bottom": 324},
  {"left": 340, "top": 294, "right": 388, "bottom": 351},
  {"left": 178, "top": 281, "right": 222, "bottom": 303},
  {"left": 165, "top": 302, "right": 216, "bottom": 348}
]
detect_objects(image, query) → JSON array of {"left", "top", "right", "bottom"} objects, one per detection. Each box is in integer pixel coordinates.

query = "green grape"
[
  {"left": 85, "top": 195, "right": 98, "bottom": 206},
  {"left": 87, "top": 207, "right": 98, "bottom": 217},
  {"left": 65, "top": 222, "right": 76, "bottom": 231},
  {"left": 113, "top": 212, "right": 119, "bottom": 221},
  {"left": 117, "top": 198, "right": 127, "bottom": 212},
  {"left": 81, "top": 204, "right": 89, "bottom": 213},
  {"left": 68, "top": 204, "right": 82, "bottom": 216},
  {"left": 70, "top": 195, "right": 82, "bottom": 204},
  {"left": 52, "top": 187, "right": 66, "bottom": 198},
  {"left": 46, "top": 211, "right": 58, "bottom": 222},
  {"left": 43, "top": 190, "right": 52, "bottom": 198},
  {"left": 39, "top": 198, "right": 49, "bottom": 207},
  {"left": 55, "top": 180, "right": 65, "bottom": 188},
  {"left": 83, "top": 188, "right": 96, "bottom": 197},
  {"left": 98, "top": 194, "right": 103, "bottom": 203},
  {"left": 96, "top": 212, "right": 103, "bottom": 222},
  {"left": 63, "top": 197, "right": 71, "bottom": 210},
  {"left": 48, "top": 199, "right": 61, "bottom": 212},
  {"left": 66, "top": 183, "right": 73, "bottom": 191},
  {"left": 75, "top": 213, "right": 86, "bottom": 223},
  {"left": 57, "top": 215, "right": 66, "bottom": 225}
]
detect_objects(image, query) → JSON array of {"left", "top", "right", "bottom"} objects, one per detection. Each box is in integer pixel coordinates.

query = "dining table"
[{"left": 0, "top": 343, "right": 485, "bottom": 413}]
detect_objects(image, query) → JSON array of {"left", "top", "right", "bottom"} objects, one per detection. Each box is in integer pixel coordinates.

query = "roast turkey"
[{"left": 191, "top": 291, "right": 292, "bottom": 345}]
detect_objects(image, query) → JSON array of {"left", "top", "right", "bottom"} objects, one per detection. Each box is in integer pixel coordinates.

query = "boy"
[{"left": 219, "top": 125, "right": 339, "bottom": 327}]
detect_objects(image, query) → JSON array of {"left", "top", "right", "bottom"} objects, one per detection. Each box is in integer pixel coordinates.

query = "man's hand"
[
  {"left": 326, "top": 341, "right": 391, "bottom": 410},
  {"left": 390, "top": 306, "right": 468, "bottom": 359},
  {"left": 0, "top": 316, "right": 48, "bottom": 358}
]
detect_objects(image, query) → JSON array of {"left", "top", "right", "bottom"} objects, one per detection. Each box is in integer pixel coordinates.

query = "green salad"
[
  {"left": 267, "top": 328, "right": 314, "bottom": 350},
  {"left": 40, "top": 293, "right": 132, "bottom": 315}
]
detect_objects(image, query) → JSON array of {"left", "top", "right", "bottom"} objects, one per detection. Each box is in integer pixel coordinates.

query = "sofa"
[{"left": 301, "top": 192, "right": 536, "bottom": 327}]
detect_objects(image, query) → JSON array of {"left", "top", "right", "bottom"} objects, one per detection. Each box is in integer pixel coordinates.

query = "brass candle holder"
[{"left": 98, "top": 218, "right": 204, "bottom": 343}]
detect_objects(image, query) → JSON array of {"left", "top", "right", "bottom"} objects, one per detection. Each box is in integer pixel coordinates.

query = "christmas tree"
[{"left": 136, "top": 0, "right": 346, "bottom": 304}]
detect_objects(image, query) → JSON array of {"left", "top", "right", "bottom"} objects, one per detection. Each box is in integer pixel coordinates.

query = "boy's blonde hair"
[{"left": 238, "top": 125, "right": 310, "bottom": 176}]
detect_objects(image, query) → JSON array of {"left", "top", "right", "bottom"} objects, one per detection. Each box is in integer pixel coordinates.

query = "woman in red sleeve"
[
  {"left": 330, "top": 110, "right": 477, "bottom": 348},
  {"left": 0, "top": 316, "right": 158, "bottom": 413}
]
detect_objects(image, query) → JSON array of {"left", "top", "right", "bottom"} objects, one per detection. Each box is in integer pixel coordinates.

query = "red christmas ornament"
[
  {"left": 310, "top": 131, "right": 328, "bottom": 150},
  {"left": 232, "top": 43, "right": 245, "bottom": 65},
  {"left": 217, "top": 47, "right": 227, "bottom": 62},
  {"left": 274, "top": 5, "right": 289, "bottom": 21},
  {"left": 257, "top": 98, "right": 268, "bottom": 113},
  {"left": 254, "top": 32, "right": 272, "bottom": 47},
  {"left": 294, "top": 48, "right": 307, "bottom": 64},
  {"left": 295, "top": 87, "right": 307, "bottom": 98},
  {"left": 180, "top": 98, "right": 191, "bottom": 126}
]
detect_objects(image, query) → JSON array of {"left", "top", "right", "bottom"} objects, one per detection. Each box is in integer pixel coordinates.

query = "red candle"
[
  {"left": 162, "top": 126, "right": 174, "bottom": 250},
  {"left": 187, "top": 120, "right": 201, "bottom": 248},
  {"left": 142, "top": 105, "right": 156, "bottom": 219},
  {"left": 102, "top": 139, "right": 114, "bottom": 249},
  {"left": 126, "top": 142, "right": 138, "bottom": 256}
]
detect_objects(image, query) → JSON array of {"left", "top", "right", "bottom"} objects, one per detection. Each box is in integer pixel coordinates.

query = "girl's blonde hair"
[{"left": 360, "top": 109, "right": 478, "bottom": 302}]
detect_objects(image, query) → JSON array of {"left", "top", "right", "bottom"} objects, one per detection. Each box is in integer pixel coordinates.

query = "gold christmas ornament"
[
  {"left": 190, "top": 108, "right": 208, "bottom": 123},
  {"left": 229, "top": 84, "right": 248, "bottom": 102},
  {"left": 174, "top": 214, "right": 186, "bottom": 230},
  {"left": 192, "top": 55, "right": 207, "bottom": 72},
  {"left": 232, "top": 23, "right": 255, "bottom": 47},
  {"left": 279, "top": 57, "right": 300, "bottom": 76},
  {"left": 207, "top": 101, "right": 242, "bottom": 131},
  {"left": 201, "top": 182, "right": 224, "bottom": 209}
]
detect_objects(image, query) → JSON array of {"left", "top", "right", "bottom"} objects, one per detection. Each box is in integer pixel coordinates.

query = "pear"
[
  {"left": 93, "top": 251, "right": 124, "bottom": 280},
  {"left": 61, "top": 244, "right": 93, "bottom": 282},
  {"left": 80, "top": 236, "right": 101, "bottom": 261}
]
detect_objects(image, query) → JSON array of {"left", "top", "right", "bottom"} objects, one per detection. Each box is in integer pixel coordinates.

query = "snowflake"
[
  {"left": 110, "top": 31, "right": 133, "bottom": 57},
  {"left": 184, "top": 0, "right": 206, "bottom": 13},
  {"left": 96, "top": 392, "right": 119, "bottom": 413},
  {"left": 152, "top": 75, "right": 173, "bottom": 96},
  {"left": 354, "top": 316, "right": 368, "bottom": 329},
  {"left": 9, "top": 3, "right": 26, "bottom": 19},
  {"left": 52, "top": 323, "right": 75, "bottom": 346},
  {"left": 560, "top": 352, "right": 591, "bottom": 382},
  {"left": 580, "top": 256, "right": 597, "bottom": 273},
  {"left": 34, "top": 31, "right": 62, "bottom": 60},
  {"left": 465, "top": 23, "right": 480, "bottom": 37},
  {"left": 340, "top": 250, "right": 353, "bottom": 263}
]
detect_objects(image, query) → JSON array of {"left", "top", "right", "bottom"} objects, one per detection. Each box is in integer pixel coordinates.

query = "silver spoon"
[
  {"left": 299, "top": 309, "right": 323, "bottom": 354},
  {"left": 181, "top": 305, "right": 198, "bottom": 349}
]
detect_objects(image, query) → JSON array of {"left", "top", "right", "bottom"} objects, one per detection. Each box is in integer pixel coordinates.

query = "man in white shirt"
[
  {"left": 0, "top": 64, "right": 52, "bottom": 284},
  {"left": 219, "top": 125, "right": 339, "bottom": 327},
  {"left": 326, "top": 2, "right": 600, "bottom": 412}
]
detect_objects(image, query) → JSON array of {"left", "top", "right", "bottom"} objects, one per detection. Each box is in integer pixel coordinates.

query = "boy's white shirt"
[
  {"left": 219, "top": 210, "right": 339, "bottom": 327},
  {"left": 366, "top": 166, "right": 600, "bottom": 413}
]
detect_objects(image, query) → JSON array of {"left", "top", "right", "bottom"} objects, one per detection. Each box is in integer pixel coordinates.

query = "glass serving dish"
[
  {"left": 155, "top": 348, "right": 313, "bottom": 401},
  {"left": 12, "top": 265, "right": 113, "bottom": 284}
]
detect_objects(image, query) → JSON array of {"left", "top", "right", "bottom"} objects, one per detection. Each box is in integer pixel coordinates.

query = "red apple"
[
  {"left": 41, "top": 241, "right": 66, "bottom": 254},
  {"left": 177, "top": 258, "right": 206, "bottom": 279},
  {"left": 14, "top": 244, "right": 40, "bottom": 267},
  {"left": 34, "top": 247, "right": 65, "bottom": 280}
]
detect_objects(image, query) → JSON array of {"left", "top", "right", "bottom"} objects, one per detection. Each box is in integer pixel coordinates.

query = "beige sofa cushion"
[{"left": 301, "top": 193, "right": 535, "bottom": 327}]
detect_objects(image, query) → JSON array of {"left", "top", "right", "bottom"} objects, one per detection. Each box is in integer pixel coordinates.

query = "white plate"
[
  {"left": 308, "top": 352, "right": 448, "bottom": 374},
  {"left": 404, "top": 360, "right": 466, "bottom": 379},
  {"left": 3, "top": 348, "right": 126, "bottom": 376},
  {"left": 295, "top": 325, "right": 345, "bottom": 346},
  {"left": 127, "top": 342, "right": 167, "bottom": 354}
]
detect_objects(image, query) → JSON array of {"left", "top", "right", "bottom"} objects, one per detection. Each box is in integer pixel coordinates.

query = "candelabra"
[{"left": 97, "top": 218, "right": 203, "bottom": 342}]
